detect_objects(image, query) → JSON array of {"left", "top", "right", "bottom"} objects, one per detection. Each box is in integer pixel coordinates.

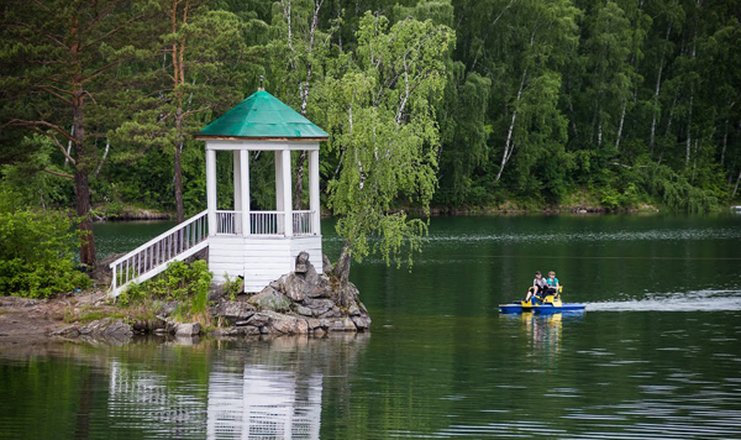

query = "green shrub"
[
  {"left": 222, "top": 274, "right": 244, "bottom": 301},
  {"left": 0, "top": 185, "right": 91, "bottom": 297},
  {"left": 119, "top": 260, "right": 212, "bottom": 324},
  {"left": 638, "top": 162, "right": 721, "bottom": 213},
  {"left": 599, "top": 187, "right": 621, "bottom": 210}
]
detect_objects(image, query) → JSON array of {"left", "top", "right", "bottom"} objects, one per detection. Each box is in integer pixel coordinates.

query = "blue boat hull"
[{"left": 499, "top": 303, "right": 585, "bottom": 314}]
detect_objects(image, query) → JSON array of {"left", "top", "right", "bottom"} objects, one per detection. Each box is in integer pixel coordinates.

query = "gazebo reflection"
[
  {"left": 206, "top": 366, "right": 322, "bottom": 439},
  {"left": 106, "top": 335, "right": 368, "bottom": 439}
]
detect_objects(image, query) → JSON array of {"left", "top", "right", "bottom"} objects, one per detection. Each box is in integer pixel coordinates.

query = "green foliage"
[
  {"left": 637, "top": 162, "right": 721, "bottom": 213},
  {"left": 319, "top": 11, "right": 454, "bottom": 268},
  {"left": 222, "top": 274, "right": 244, "bottom": 301},
  {"left": 437, "top": 66, "right": 492, "bottom": 206},
  {"left": 2, "top": 0, "right": 739, "bottom": 245},
  {"left": 1, "top": 135, "right": 73, "bottom": 209},
  {"left": 119, "top": 260, "right": 212, "bottom": 323},
  {"left": 0, "top": 185, "right": 90, "bottom": 298}
]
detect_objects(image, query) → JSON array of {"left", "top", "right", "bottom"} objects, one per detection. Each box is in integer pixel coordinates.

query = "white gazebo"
[
  {"left": 196, "top": 89, "right": 328, "bottom": 292},
  {"left": 108, "top": 88, "right": 327, "bottom": 295}
]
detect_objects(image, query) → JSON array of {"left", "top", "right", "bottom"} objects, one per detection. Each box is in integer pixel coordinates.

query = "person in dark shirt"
[{"left": 524, "top": 271, "right": 548, "bottom": 302}]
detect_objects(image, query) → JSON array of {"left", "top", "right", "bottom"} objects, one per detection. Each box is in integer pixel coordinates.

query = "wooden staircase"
[{"left": 109, "top": 210, "right": 209, "bottom": 296}]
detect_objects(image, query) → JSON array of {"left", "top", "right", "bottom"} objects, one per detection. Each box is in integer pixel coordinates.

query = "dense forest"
[{"left": 0, "top": 1, "right": 739, "bottom": 279}]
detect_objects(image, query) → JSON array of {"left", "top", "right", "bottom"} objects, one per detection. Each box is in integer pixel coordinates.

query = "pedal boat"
[{"left": 499, "top": 295, "right": 585, "bottom": 314}]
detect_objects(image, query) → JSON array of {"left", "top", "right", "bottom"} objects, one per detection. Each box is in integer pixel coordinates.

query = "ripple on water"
[
  {"left": 586, "top": 289, "right": 741, "bottom": 312},
  {"left": 425, "top": 227, "right": 741, "bottom": 245}
]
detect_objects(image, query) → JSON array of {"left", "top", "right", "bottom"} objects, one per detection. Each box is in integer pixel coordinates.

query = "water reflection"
[
  {"left": 504, "top": 312, "right": 584, "bottom": 356},
  {"left": 105, "top": 334, "right": 369, "bottom": 439},
  {"left": 522, "top": 313, "right": 563, "bottom": 355},
  {"left": 206, "top": 364, "right": 322, "bottom": 438}
]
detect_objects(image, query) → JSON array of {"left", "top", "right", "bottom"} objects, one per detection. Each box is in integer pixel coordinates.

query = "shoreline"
[
  {"left": 93, "top": 203, "right": 665, "bottom": 223},
  {"left": 0, "top": 256, "right": 371, "bottom": 345},
  {"left": 91, "top": 198, "right": 741, "bottom": 223}
]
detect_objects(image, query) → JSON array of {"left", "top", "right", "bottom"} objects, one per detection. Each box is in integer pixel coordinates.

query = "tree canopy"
[{"left": 1, "top": 0, "right": 740, "bottom": 280}]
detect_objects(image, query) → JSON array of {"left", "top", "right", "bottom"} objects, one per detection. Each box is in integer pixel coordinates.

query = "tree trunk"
[
  {"left": 332, "top": 242, "right": 355, "bottom": 307},
  {"left": 333, "top": 242, "right": 352, "bottom": 286},
  {"left": 170, "top": 0, "right": 188, "bottom": 223},
  {"left": 685, "top": 20, "right": 698, "bottom": 167},
  {"left": 75, "top": 169, "right": 96, "bottom": 268},
  {"left": 495, "top": 68, "right": 526, "bottom": 183},
  {"left": 293, "top": 151, "right": 306, "bottom": 209},
  {"left": 72, "top": 100, "right": 95, "bottom": 266},
  {"left": 615, "top": 100, "right": 627, "bottom": 151},
  {"left": 720, "top": 117, "right": 728, "bottom": 166},
  {"left": 685, "top": 92, "right": 693, "bottom": 166},
  {"left": 174, "top": 134, "right": 185, "bottom": 222},
  {"left": 71, "top": 15, "right": 95, "bottom": 268},
  {"left": 650, "top": 23, "right": 671, "bottom": 153},
  {"left": 732, "top": 169, "right": 741, "bottom": 198},
  {"left": 649, "top": 60, "right": 663, "bottom": 153}
]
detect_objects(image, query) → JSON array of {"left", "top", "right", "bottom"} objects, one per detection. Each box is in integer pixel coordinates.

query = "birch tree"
[
  {"left": 489, "top": 0, "right": 580, "bottom": 194},
  {"left": 317, "top": 12, "right": 454, "bottom": 292},
  {"left": 581, "top": 0, "right": 635, "bottom": 151},
  {"left": 268, "top": 0, "right": 333, "bottom": 209}
]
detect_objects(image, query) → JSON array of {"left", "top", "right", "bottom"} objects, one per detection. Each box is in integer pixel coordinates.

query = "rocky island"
[{"left": 0, "top": 252, "right": 370, "bottom": 345}]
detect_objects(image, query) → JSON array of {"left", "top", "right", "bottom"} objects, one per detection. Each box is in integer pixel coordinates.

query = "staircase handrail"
[
  {"left": 109, "top": 210, "right": 208, "bottom": 296},
  {"left": 109, "top": 210, "right": 208, "bottom": 268}
]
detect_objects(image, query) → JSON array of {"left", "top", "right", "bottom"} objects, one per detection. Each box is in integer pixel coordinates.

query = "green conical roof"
[{"left": 198, "top": 90, "right": 328, "bottom": 140}]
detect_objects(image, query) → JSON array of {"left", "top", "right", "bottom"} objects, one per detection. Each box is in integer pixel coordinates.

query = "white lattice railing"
[
  {"left": 250, "top": 211, "right": 283, "bottom": 235},
  {"left": 292, "top": 210, "right": 314, "bottom": 236},
  {"left": 217, "top": 210, "right": 316, "bottom": 236},
  {"left": 216, "top": 210, "right": 242, "bottom": 235},
  {"left": 109, "top": 210, "right": 209, "bottom": 296}
]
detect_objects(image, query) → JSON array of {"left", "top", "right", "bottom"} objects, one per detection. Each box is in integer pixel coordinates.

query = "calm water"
[{"left": 1, "top": 215, "right": 741, "bottom": 439}]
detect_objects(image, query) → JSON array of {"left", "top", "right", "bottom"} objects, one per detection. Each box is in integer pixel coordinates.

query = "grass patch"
[{"left": 117, "top": 260, "right": 212, "bottom": 326}]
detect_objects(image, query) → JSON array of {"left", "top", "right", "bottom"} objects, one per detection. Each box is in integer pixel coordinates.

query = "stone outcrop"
[
  {"left": 210, "top": 251, "right": 371, "bottom": 336},
  {"left": 53, "top": 318, "right": 134, "bottom": 343}
]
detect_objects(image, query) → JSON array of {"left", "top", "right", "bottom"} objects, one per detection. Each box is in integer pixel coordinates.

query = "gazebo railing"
[
  {"left": 292, "top": 210, "right": 314, "bottom": 236},
  {"left": 215, "top": 210, "right": 316, "bottom": 236},
  {"left": 216, "top": 210, "right": 242, "bottom": 234},
  {"left": 250, "top": 211, "right": 283, "bottom": 235}
]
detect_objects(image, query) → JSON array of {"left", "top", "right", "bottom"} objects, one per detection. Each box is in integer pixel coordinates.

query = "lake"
[{"left": 1, "top": 215, "right": 740, "bottom": 439}]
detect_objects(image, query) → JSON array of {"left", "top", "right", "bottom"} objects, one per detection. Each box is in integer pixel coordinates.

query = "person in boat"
[
  {"left": 524, "top": 271, "right": 548, "bottom": 302},
  {"left": 545, "top": 271, "right": 560, "bottom": 297}
]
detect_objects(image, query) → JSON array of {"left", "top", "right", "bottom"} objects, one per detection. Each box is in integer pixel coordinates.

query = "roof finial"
[{"left": 258, "top": 75, "right": 265, "bottom": 91}]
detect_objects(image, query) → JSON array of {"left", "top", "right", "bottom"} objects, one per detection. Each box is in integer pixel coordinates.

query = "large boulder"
[
  {"left": 270, "top": 313, "right": 309, "bottom": 335},
  {"left": 304, "top": 298, "right": 335, "bottom": 316},
  {"left": 283, "top": 252, "right": 323, "bottom": 301},
  {"left": 328, "top": 317, "right": 357, "bottom": 332},
  {"left": 174, "top": 322, "right": 201, "bottom": 337},
  {"left": 248, "top": 286, "right": 291, "bottom": 312},
  {"left": 52, "top": 318, "right": 134, "bottom": 342},
  {"left": 283, "top": 273, "right": 307, "bottom": 302},
  {"left": 351, "top": 315, "right": 372, "bottom": 330},
  {"left": 79, "top": 318, "right": 133, "bottom": 338},
  {"left": 212, "top": 300, "right": 256, "bottom": 325}
]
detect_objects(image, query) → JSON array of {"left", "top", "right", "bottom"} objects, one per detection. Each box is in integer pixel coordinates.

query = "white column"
[
  {"left": 281, "top": 149, "right": 293, "bottom": 237},
  {"left": 309, "top": 149, "right": 321, "bottom": 235},
  {"left": 274, "top": 150, "right": 284, "bottom": 233},
  {"left": 240, "top": 150, "right": 250, "bottom": 236},
  {"left": 206, "top": 147, "right": 217, "bottom": 235},
  {"left": 233, "top": 151, "right": 242, "bottom": 234},
  {"left": 233, "top": 151, "right": 242, "bottom": 211}
]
